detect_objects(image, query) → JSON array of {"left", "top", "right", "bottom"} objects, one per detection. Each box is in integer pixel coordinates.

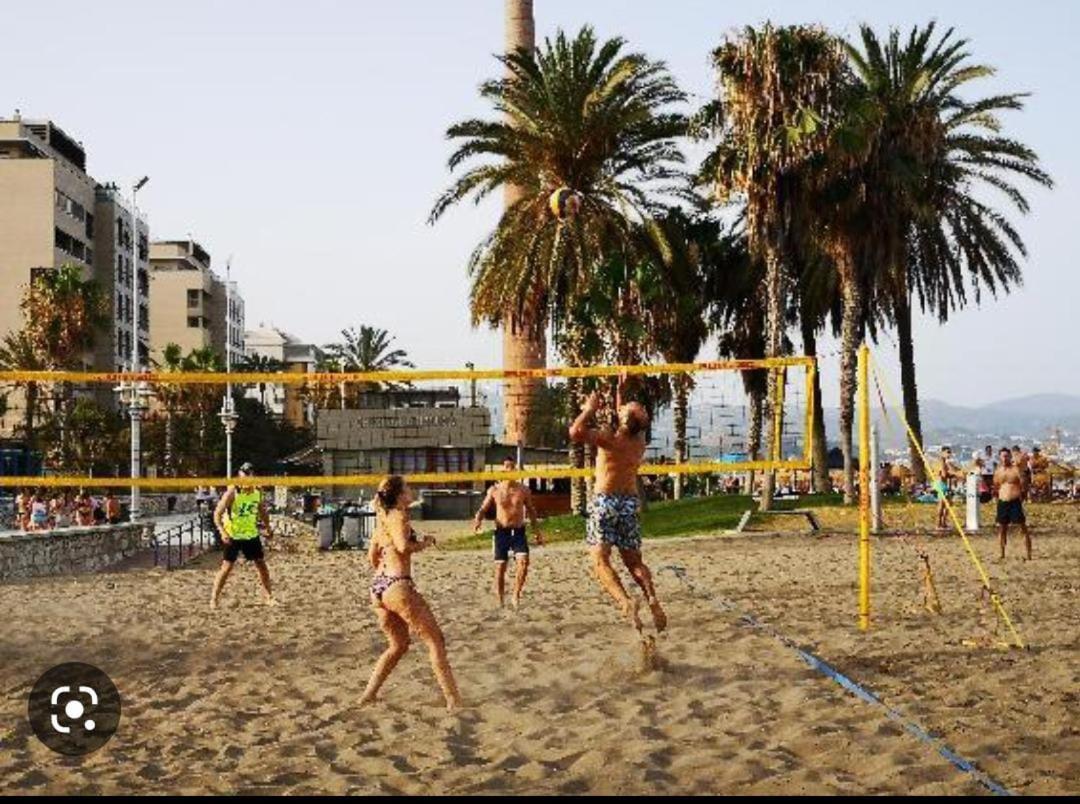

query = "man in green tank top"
[{"left": 211, "top": 462, "right": 274, "bottom": 610}]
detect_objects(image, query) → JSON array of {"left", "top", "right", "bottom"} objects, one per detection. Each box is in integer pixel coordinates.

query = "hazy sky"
[{"left": 6, "top": 1, "right": 1075, "bottom": 406}]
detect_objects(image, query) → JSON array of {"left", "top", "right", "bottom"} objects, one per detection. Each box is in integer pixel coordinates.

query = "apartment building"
[
  {"left": 148, "top": 240, "right": 245, "bottom": 364},
  {"left": 244, "top": 323, "right": 321, "bottom": 427}
]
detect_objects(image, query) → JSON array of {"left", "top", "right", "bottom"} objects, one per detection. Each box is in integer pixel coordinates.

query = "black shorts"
[
  {"left": 996, "top": 499, "right": 1026, "bottom": 526},
  {"left": 223, "top": 536, "right": 265, "bottom": 562},
  {"left": 493, "top": 527, "right": 528, "bottom": 562}
]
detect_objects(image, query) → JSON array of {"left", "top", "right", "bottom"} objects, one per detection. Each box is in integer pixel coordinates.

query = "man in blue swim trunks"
[
  {"left": 569, "top": 386, "right": 667, "bottom": 633},
  {"left": 472, "top": 457, "right": 545, "bottom": 609}
]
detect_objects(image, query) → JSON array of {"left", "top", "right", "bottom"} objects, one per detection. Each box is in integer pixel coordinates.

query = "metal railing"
[{"left": 152, "top": 514, "right": 216, "bottom": 570}]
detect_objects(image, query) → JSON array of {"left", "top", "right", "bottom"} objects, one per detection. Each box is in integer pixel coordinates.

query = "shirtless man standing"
[
  {"left": 472, "top": 458, "right": 545, "bottom": 609},
  {"left": 934, "top": 447, "right": 958, "bottom": 531},
  {"left": 569, "top": 387, "right": 667, "bottom": 633},
  {"left": 994, "top": 447, "right": 1032, "bottom": 560}
]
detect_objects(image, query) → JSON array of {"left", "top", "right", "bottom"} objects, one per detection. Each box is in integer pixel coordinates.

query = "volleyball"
[{"left": 548, "top": 187, "right": 582, "bottom": 221}]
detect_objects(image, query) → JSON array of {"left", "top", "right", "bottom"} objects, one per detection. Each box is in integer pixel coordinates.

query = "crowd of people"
[{"left": 11, "top": 489, "right": 122, "bottom": 532}]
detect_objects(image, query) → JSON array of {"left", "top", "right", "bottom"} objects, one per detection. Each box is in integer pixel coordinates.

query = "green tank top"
[{"left": 231, "top": 488, "right": 261, "bottom": 540}]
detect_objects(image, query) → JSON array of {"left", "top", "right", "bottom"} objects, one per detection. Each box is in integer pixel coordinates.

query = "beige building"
[
  {"left": 0, "top": 116, "right": 148, "bottom": 431},
  {"left": 147, "top": 240, "right": 245, "bottom": 364},
  {"left": 93, "top": 183, "right": 150, "bottom": 371},
  {"left": 0, "top": 117, "right": 98, "bottom": 348},
  {"left": 243, "top": 323, "right": 321, "bottom": 427}
]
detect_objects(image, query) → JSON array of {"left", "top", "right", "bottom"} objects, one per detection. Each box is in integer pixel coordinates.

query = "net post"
[{"left": 858, "top": 344, "right": 871, "bottom": 631}]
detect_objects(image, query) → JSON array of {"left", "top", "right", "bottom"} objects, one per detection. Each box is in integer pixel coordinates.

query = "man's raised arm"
[{"left": 569, "top": 392, "right": 602, "bottom": 445}]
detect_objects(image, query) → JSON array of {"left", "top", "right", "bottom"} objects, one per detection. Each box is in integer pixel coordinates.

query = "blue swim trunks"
[{"left": 586, "top": 493, "right": 642, "bottom": 551}]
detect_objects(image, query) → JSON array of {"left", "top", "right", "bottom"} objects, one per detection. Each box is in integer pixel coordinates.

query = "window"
[
  {"left": 54, "top": 227, "right": 87, "bottom": 262},
  {"left": 389, "top": 449, "right": 475, "bottom": 476},
  {"left": 187, "top": 289, "right": 199, "bottom": 308},
  {"left": 188, "top": 316, "right": 201, "bottom": 328}
]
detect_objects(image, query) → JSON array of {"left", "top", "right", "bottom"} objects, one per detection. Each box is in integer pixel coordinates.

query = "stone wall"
[{"left": 0, "top": 521, "right": 154, "bottom": 582}]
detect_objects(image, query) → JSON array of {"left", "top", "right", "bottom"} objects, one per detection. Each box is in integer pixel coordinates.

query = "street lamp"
[
  {"left": 219, "top": 257, "right": 238, "bottom": 478},
  {"left": 128, "top": 176, "right": 149, "bottom": 522}
]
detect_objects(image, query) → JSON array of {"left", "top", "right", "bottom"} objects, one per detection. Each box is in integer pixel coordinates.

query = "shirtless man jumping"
[
  {"left": 569, "top": 386, "right": 667, "bottom": 634},
  {"left": 993, "top": 447, "right": 1032, "bottom": 560},
  {"left": 473, "top": 457, "right": 545, "bottom": 609}
]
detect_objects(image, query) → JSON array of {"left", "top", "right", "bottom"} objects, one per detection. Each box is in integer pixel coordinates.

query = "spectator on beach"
[
  {"left": 972, "top": 452, "right": 993, "bottom": 504},
  {"left": 1012, "top": 446, "right": 1031, "bottom": 500},
  {"left": 29, "top": 492, "right": 49, "bottom": 531},
  {"left": 934, "top": 447, "right": 959, "bottom": 531},
  {"left": 15, "top": 489, "right": 31, "bottom": 531},
  {"left": 105, "top": 492, "right": 122, "bottom": 524},
  {"left": 48, "top": 492, "right": 64, "bottom": 529},
  {"left": 994, "top": 447, "right": 1032, "bottom": 560},
  {"left": 93, "top": 495, "right": 107, "bottom": 524},
  {"left": 75, "top": 491, "right": 94, "bottom": 527}
]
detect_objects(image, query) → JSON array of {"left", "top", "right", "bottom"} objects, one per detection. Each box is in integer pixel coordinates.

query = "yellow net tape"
[
  {"left": 0, "top": 356, "right": 813, "bottom": 386},
  {"left": 0, "top": 357, "right": 815, "bottom": 489},
  {"left": 868, "top": 353, "right": 1025, "bottom": 650}
]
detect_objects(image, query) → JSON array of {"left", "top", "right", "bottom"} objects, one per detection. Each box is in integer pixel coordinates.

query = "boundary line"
[{"left": 658, "top": 564, "right": 1014, "bottom": 797}]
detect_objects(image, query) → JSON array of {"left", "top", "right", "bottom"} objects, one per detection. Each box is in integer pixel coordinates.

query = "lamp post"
[
  {"left": 219, "top": 258, "right": 238, "bottom": 478},
  {"left": 465, "top": 362, "right": 476, "bottom": 408},
  {"left": 128, "top": 176, "right": 149, "bottom": 522}
]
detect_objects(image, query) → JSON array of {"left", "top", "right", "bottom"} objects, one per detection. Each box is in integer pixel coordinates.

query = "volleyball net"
[{"left": 0, "top": 356, "right": 814, "bottom": 489}]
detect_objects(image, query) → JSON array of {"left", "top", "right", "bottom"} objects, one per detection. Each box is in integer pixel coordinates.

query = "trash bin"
[
  {"left": 340, "top": 504, "right": 367, "bottom": 548},
  {"left": 315, "top": 507, "right": 339, "bottom": 550}
]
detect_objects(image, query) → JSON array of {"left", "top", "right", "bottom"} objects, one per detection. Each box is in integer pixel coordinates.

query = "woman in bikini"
[{"left": 359, "top": 475, "right": 461, "bottom": 712}]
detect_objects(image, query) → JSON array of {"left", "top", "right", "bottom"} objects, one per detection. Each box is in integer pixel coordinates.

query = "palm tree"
[
  {"left": 154, "top": 342, "right": 186, "bottom": 475},
  {"left": 644, "top": 212, "right": 735, "bottom": 498},
  {"left": 699, "top": 24, "right": 848, "bottom": 509},
  {"left": 791, "top": 253, "right": 839, "bottom": 493},
  {"left": 846, "top": 23, "right": 1052, "bottom": 481},
  {"left": 323, "top": 326, "right": 414, "bottom": 402},
  {"left": 707, "top": 228, "right": 769, "bottom": 494},
  {"left": 431, "top": 23, "right": 688, "bottom": 347},
  {"left": 499, "top": 0, "right": 545, "bottom": 446},
  {"left": 179, "top": 347, "right": 224, "bottom": 474}
]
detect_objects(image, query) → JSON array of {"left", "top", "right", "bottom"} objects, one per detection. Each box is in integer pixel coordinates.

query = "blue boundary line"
[{"left": 658, "top": 565, "right": 1014, "bottom": 797}]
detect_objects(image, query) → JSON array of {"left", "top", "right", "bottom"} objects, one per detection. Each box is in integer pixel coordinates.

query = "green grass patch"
[{"left": 445, "top": 493, "right": 847, "bottom": 552}]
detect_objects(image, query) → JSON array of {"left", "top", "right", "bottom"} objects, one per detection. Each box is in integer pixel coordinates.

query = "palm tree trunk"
[
  {"left": 673, "top": 374, "right": 689, "bottom": 500},
  {"left": 838, "top": 254, "right": 862, "bottom": 505},
  {"left": 745, "top": 386, "right": 763, "bottom": 497},
  {"left": 895, "top": 291, "right": 926, "bottom": 484},
  {"left": 761, "top": 244, "right": 784, "bottom": 511},
  {"left": 566, "top": 376, "right": 587, "bottom": 516},
  {"left": 501, "top": 0, "right": 546, "bottom": 446},
  {"left": 800, "top": 318, "right": 830, "bottom": 493}
]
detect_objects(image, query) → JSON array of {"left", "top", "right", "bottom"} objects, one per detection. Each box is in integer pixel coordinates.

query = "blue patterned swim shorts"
[{"left": 586, "top": 493, "right": 642, "bottom": 551}]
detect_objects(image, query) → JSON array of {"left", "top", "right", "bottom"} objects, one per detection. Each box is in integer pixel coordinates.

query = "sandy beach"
[{"left": 1, "top": 518, "right": 1078, "bottom": 795}]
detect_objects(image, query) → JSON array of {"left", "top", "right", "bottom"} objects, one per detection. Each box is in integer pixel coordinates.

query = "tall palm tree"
[
  {"left": 323, "top": 326, "right": 414, "bottom": 398},
  {"left": 430, "top": 24, "right": 688, "bottom": 348},
  {"left": 699, "top": 24, "right": 848, "bottom": 509},
  {"left": 707, "top": 230, "right": 769, "bottom": 494},
  {"left": 179, "top": 347, "right": 224, "bottom": 474},
  {"left": 644, "top": 212, "right": 737, "bottom": 498},
  {"left": 500, "top": 0, "right": 545, "bottom": 446},
  {"left": 847, "top": 23, "right": 1052, "bottom": 480},
  {"left": 155, "top": 342, "right": 186, "bottom": 475}
]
